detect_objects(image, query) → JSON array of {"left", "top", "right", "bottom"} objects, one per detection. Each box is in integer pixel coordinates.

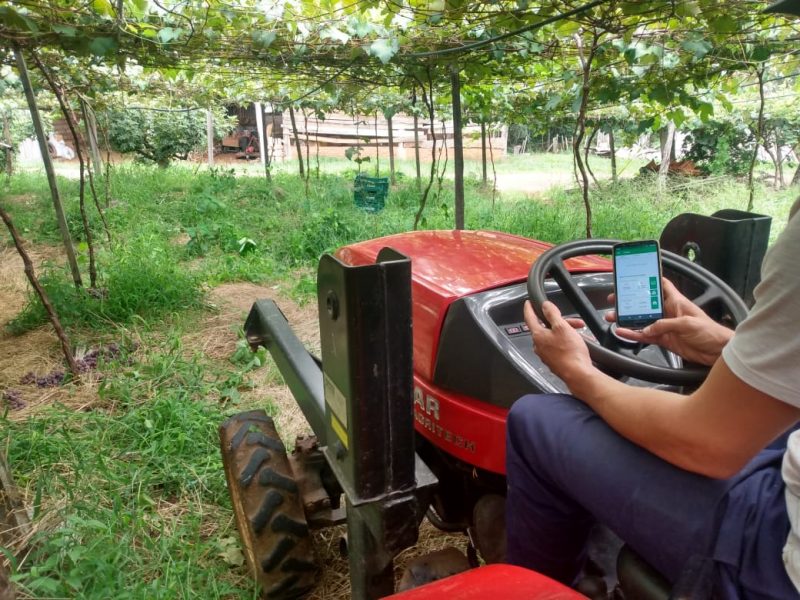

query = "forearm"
[{"left": 564, "top": 367, "right": 726, "bottom": 476}]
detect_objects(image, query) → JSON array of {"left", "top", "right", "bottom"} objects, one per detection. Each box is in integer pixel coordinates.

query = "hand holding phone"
[{"left": 613, "top": 240, "right": 664, "bottom": 330}]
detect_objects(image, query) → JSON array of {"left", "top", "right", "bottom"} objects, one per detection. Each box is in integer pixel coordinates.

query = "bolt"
[
  {"left": 333, "top": 440, "right": 346, "bottom": 460},
  {"left": 326, "top": 290, "right": 339, "bottom": 320}
]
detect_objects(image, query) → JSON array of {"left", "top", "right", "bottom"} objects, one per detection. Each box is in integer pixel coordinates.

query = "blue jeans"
[{"left": 505, "top": 394, "right": 798, "bottom": 599}]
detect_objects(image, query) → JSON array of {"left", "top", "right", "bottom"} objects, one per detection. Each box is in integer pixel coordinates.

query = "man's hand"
[
  {"left": 524, "top": 300, "right": 596, "bottom": 386},
  {"left": 617, "top": 316, "right": 733, "bottom": 366},
  {"left": 605, "top": 278, "right": 704, "bottom": 323},
  {"left": 606, "top": 278, "right": 734, "bottom": 365}
]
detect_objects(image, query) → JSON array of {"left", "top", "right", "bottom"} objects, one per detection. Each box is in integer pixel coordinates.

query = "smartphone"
[{"left": 613, "top": 240, "right": 664, "bottom": 330}]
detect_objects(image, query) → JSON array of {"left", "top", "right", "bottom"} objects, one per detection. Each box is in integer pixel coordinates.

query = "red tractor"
[{"left": 220, "top": 211, "right": 768, "bottom": 599}]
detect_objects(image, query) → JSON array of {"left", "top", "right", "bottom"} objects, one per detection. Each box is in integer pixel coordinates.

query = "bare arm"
[{"left": 525, "top": 300, "right": 800, "bottom": 478}]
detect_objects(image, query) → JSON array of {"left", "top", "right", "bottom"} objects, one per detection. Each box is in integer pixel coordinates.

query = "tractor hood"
[
  {"left": 336, "top": 230, "right": 607, "bottom": 297},
  {"left": 336, "top": 230, "right": 610, "bottom": 381}
]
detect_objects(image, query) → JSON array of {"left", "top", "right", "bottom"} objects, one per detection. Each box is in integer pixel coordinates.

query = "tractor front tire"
[{"left": 220, "top": 410, "right": 317, "bottom": 599}]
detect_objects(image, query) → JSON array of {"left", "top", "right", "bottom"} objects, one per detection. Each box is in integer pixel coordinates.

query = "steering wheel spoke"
[
  {"left": 691, "top": 289, "right": 722, "bottom": 310},
  {"left": 657, "top": 345, "right": 683, "bottom": 369},
  {"left": 550, "top": 261, "right": 609, "bottom": 342}
]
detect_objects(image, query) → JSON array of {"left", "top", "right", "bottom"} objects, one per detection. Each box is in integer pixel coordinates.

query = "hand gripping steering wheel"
[{"left": 527, "top": 239, "right": 749, "bottom": 386}]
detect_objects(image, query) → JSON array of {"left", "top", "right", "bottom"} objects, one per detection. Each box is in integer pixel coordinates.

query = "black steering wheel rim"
[{"left": 527, "top": 239, "right": 749, "bottom": 386}]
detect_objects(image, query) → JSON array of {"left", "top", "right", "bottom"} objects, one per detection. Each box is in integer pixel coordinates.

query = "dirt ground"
[
  {"left": 0, "top": 254, "right": 466, "bottom": 598},
  {"left": 0, "top": 245, "right": 98, "bottom": 418}
]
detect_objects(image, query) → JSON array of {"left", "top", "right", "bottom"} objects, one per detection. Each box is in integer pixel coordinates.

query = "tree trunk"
[
  {"left": 14, "top": 47, "right": 82, "bottom": 288},
  {"left": 412, "top": 88, "right": 422, "bottom": 192},
  {"left": 488, "top": 124, "right": 498, "bottom": 207},
  {"left": 658, "top": 122, "right": 676, "bottom": 182},
  {"left": 747, "top": 66, "right": 766, "bottom": 212},
  {"left": 572, "top": 31, "right": 600, "bottom": 239},
  {"left": 584, "top": 127, "right": 600, "bottom": 187},
  {"left": 374, "top": 112, "right": 380, "bottom": 177},
  {"left": 33, "top": 54, "right": 99, "bottom": 288},
  {"left": 451, "top": 66, "right": 465, "bottom": 231},
  {"left": 79, "top": 101, "right": 110, "bottom": 242},
  {"left": 413, "top": 74, "right": 438, "bottom": 230},
  {"left": 83, "top": 100, "right": 102, "bottom": 175},
  {"left": 775, "top": 133, "right": 784, "bottom": 190},
  {"left": 609, "top": 127, "right": 617, "bottom": 183},
  {"left": 301, "top": 108, "right": 311, "bottom": 198},
  {"left": 0, "top": 203, "right": 81, "bottom": 378},
  {"left": 762, "top": 142, "right": 779, "bottom": 190},
  {"left": 387, "top": 115, "right": 396, "bottom": 186},
  {"left": 254, "top": 103, "right": 270, "bottom": 183},
  {"left": 792, "top": 160, "right": 800, "bottom": 186},
  {"left": 206, "top": 109, "right": 215, "bottom": 167},
  {"left": 481, "top": 121, "right": 488, "bottom": 185},
  {"left": 315, "top": 115, "right": 320, "bottom": 179},
  {"left": 288, "top": 105, "right": 304, "bottom": 177},
  {"left": 3, "top": 114, "right": 13, "bottom": 177}
]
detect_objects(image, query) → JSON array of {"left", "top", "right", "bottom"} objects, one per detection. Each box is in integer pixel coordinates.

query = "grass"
[
  {"left": 1, "top": 153, "right": 798, "bottom": 599},
  {"left": 3, "top": 337, "right": 259, "bottom": 599}
]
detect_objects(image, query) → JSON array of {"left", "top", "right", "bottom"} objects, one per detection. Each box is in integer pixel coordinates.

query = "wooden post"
[
  {"left": 373, "top": 112, "right": 379, "bottom": 177},
  {"left": 658, "top": 122, "right": 675, "bottom": 182},
  {"left": 481, "top": 121, "right": 487, "bottom": 185},
  {"left": 14, "top": 46, "right": 82, "bottom": 288},
  {"left": 2, "top": 114, "right": 11, "bottom": 177},
  {"left": 387, "top": 115, "right": 396, "bottom": 186},
  {"left": 609, "top": 127, "right": 617, "bottom": 183},
  {"left": 412, "top": 88, "right": 422, "bottom": 191},
  {"left": 288, "top": 105, "right": 304, "bottom": 177},
  {"left": 450, "top": 66, "right": 465, "bottom": 230},
  {"left": 206, "top": 109, "right": 214, "bottom": 166},
  {"left": 82, "top": 100, "right": 102, "bottom": 175},
  {"left": 255, "top": 103, "right": 267, "bottom": 170}
]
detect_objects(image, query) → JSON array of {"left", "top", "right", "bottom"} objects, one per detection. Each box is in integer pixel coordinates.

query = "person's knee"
[
  {"left": 507, "top": 394, "right": 582, "bottom": 465},
  {"left": 508, "top": 394, "right": 582, "bottom": 440}
]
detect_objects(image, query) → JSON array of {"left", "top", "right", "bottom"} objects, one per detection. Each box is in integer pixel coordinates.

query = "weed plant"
[{"left": 8, "top": 234, "right": 203, "bottom": 334}]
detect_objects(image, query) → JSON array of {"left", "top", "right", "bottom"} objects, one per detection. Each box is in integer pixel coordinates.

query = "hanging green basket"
[{"left": 354, "top": 174, "right": 389, "bottom": 213}]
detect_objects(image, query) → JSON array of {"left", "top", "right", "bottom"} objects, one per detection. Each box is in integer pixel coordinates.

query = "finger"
[
  {"left": 564, "top": 317, "right": 586, "bottom": 329},
  {"left": 604, "top": 309, "right": 617, "bottom": 323},
  {"left": 607, "top": 292, "right": 616, "bottom": 304},
  {"left": 541, "top": 301, "right": 564, "bottom": 328},
  {"left": 523, "top": 301, "right": 544, "bottom": 332},
  {"left": 640, "top": 319, "right": 676, "bottom": 337},
  {"left": 614, "top": 327, "right": 646, "bottom": 341},
  {"left": 661, "top": 277, "right": 678, "bottom": 296}
]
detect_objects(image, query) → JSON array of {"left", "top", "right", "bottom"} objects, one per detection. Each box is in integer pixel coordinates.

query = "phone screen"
[{"left": 613, "top": 240, "right": 664, "bottom": 329}]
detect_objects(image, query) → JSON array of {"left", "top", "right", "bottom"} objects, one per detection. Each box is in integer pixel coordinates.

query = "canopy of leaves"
[{"left": 0, "top": 1, "right": 799, "bottom": 152}]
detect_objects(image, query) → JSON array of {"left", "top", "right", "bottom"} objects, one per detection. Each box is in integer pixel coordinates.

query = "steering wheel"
[{"left": 527, "top": 239, "right": 749, "bottom": 386}]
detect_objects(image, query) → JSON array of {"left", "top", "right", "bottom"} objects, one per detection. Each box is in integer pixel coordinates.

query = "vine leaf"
[
  {"left": 88, "top": 37, "right": 118, "bottom": 56},
  {"left": 252, "top": 30, "right": 277, "bottom": 49},
  {"left": 368, "top": 38, "right": 398, "bottom": 64},
  {"left": 321, "top": 27, "right": 350, "bottom": 44}
]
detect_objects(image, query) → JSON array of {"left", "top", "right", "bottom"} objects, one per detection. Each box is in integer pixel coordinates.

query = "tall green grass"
[
  {"left": 7, "top": 234, "right": 204, "bottom": 334},
  {"left": 4, "top": 336, "right": 259, "bottom": 599}
]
